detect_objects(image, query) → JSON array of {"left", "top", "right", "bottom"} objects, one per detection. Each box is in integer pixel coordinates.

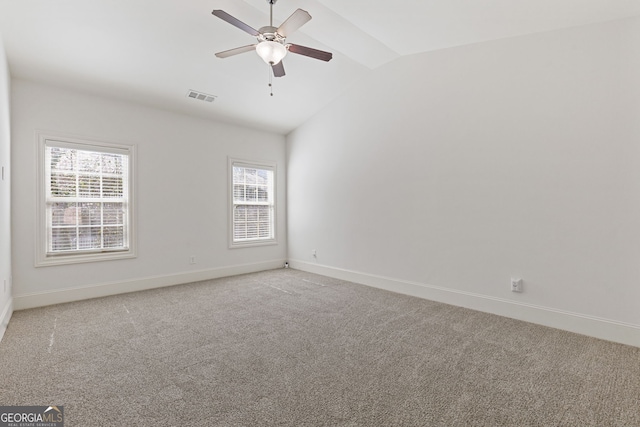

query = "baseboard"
[
  {"left": 13, "top": 259, "right": 286, "bottom": 310},
  {"left": 290, "top": 259, "right": 640, "bottom": 348},
  {"left": 0, "top": 297, "right": 13, "bottom": 344}
]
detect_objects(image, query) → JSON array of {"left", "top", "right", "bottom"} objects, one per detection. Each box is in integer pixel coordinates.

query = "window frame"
[
  {"left": 228, "top": 157, "right": 277, "bottom": 248},
  {"left": 35, "top": 132, "right": 137, "bottom": 267}
]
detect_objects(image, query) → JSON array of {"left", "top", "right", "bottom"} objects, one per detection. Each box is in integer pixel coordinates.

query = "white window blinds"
[
  {"left": 45, "top": 143, "right": 130, "bottom": 254},
  {"left": 231, "top": 161, "right": 275, "bottom": 245}
]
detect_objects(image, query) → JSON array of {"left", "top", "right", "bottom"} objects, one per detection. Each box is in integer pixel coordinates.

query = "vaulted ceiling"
[{"left": 1, "top": 0, "right": 639, "bottom": 134}]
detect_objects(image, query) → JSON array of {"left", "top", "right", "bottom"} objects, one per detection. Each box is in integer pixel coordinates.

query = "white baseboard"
[
  {"left": 13, "top": 259, "right": 286, "bottom": 310},
  {"left": 290, "top": 259, "right": 640, "bottom": 348},
  {"left": 0, "top": 298, "right": 13, "bottom": 344}
]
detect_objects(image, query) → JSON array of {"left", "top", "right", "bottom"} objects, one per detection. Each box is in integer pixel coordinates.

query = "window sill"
[
  {"left": 35, "top": 249, "right": 137, "bottom": 267},
  {"left": 229, "top": 239, "right": 278, "bottom": 249}
]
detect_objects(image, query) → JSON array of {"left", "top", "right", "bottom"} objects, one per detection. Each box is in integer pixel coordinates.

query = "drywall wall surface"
[
  {"left": 11, "top": 79, "right": 286, "bottom": 300},
  {"left": 287, "top": 17, "right": 640, "bottom": 328},
  {"left": 0, "top": 34, "right": 12, "bottom": 340}
]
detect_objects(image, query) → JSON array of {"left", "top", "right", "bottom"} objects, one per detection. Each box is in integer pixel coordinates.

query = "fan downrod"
[{"left": 266, "top": 0, "right": 277, "bottom": 27}]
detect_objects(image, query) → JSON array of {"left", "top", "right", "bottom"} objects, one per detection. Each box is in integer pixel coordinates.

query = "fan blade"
[
  {"left": 215, "top": 44, "right": 257, "bottom": 58},
  {"left": 212, "top": 10, "right": 260, "bottom": 36},
  {"left": 272, "top": 61, "right": 285, "bottom": 78},
  {"left": 277, "top": 9, "right": 311, "bottom": 37},
  {"left": 288, "top": 44, "right": 333, "bottom": 62}
]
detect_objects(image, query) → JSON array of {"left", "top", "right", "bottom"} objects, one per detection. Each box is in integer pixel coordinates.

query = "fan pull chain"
[{"left": 268, "top": 64, "right": 274, "bottom": 96}]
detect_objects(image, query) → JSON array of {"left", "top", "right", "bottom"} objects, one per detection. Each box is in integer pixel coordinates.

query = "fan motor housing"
[{"left": 258, "top": 26, "right": 285, "bottom": 42}]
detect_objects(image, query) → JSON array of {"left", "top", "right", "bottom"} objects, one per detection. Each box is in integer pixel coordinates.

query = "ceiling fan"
[{"left": 212, "top": 0, "right": 333, "bottom": 78}]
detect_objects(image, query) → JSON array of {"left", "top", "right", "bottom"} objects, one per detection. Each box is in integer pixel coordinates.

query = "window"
[
  {"left": 229, "top": 158, "right": 276, "bottom": 247},
  {"left": 36, "top": 133, "right": 136, "bottom": 266}
]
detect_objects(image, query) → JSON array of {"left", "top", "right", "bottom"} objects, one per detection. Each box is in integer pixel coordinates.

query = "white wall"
[
  {"left": 0, "top": 33, "right": 12, "bottom": 340},
  {"left": 11, "top": 79, "right": 286, "bottom": 308},
  {"left": 287, "top": 17, "right": 640, "bottom": 346}
]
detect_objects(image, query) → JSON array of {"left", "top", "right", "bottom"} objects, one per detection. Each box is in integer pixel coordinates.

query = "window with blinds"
[
  {"left": 229, "top": 159, "right": 276, "bottom": 247},
  {"left": 37, "top": 135, "right": 136, "bottom": 266}
]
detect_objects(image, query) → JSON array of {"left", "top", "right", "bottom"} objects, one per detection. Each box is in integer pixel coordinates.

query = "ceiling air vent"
[{"left": 186, "top": 90, "right": 216, "bottom": 103}]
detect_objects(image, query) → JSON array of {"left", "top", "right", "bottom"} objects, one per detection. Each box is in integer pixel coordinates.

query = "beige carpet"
[{"left": 0, "top": 269, "right": 638, "bottom": 426}]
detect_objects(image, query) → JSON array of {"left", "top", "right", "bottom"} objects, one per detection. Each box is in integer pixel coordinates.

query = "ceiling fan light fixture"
[{"left": 256, "top": 41, "right": 287, "bottom": 65}]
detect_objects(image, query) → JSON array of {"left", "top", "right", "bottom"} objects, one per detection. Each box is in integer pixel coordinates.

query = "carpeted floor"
[{"left": 0, "top": 269, "right": 639, "bottom": 426}]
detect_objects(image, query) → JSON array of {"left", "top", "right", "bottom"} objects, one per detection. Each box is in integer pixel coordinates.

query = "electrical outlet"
[
  {"left": 511, "top": 278, "right": 523, "bottom": 292},
  {"left": 189, "top": 256, "right": 196, "bottom": 265},
  {"left": 312, "top": 249, "right": 317, "bottom": 257}
]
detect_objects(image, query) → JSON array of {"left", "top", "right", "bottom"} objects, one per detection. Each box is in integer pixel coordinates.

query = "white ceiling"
[{"left": 1, "top": 0, "right": 639, "bottom": 134}]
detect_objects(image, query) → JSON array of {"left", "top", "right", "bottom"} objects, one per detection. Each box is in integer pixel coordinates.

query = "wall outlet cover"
[{"left": 511, "top": 278, "right": 523, "bottom": 292}]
